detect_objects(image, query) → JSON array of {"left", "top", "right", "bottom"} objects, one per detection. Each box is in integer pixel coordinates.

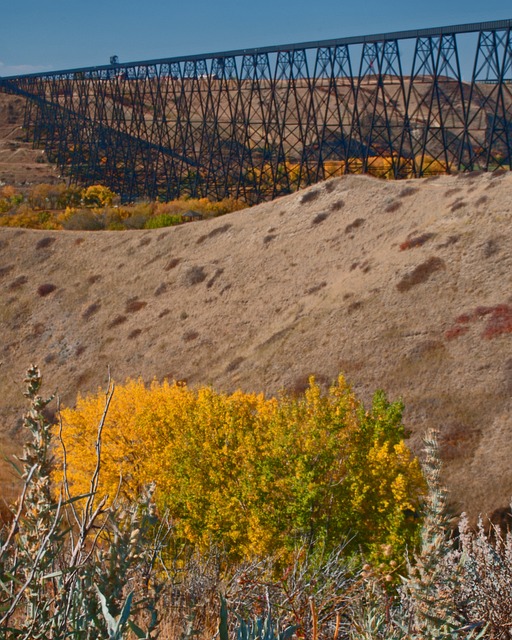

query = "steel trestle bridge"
[{"left": 1, "top": 19, "right": 512, "bottom": 202}]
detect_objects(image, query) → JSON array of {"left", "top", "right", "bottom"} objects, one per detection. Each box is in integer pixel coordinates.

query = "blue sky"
[{"left": 0, "top": 0, "right": 510, "bottom": 76}]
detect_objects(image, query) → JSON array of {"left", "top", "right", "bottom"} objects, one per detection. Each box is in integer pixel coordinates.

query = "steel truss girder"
[{"left": 1, "top": 20, "right": 512, "bottom": 202}]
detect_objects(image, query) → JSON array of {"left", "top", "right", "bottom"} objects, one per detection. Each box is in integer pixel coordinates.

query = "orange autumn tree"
[{"left": 57, "top": 376, "right": 425, "bottom": 563}]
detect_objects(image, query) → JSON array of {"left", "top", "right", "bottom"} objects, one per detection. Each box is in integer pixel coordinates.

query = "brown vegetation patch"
[
  {"left": 128, "top": 329, "right": 142, "bottom": 340},
  {"left": 312, "top": 212, "right": 329, "bottom": 225},
  {"left": 407, "top": 340, "right": 447, "bottom": 361},
  {"left": 345, "top": 218, "right": 365, "bottom": 234},
  {"left": 396, "top": 257, "right": 445, "bottom": 292},
  {"left": 398, "top": 187, "right": 419, "bottom": 198},
  {"left": 263, "top": 234, "right": 277, "bottom": 244},
  {"left": 139, "top": 237, "right": 152, "bottom": 247},
  {"left": 450, "top": 200, "right": 466, "bottom": 212},
  {"left": 35, "top": 237, "right": 56, "bottom": 250},
  {"left": 260, "top": 328, "right": 289, "bottom": 349},
  {"left": 384, "top": 201, "right": 402, "bottom": 213},
  {"left": 63, "top": 210, "right": 105, "bottom": 231},
  {"left": 76, "top": 345, "right": 86, "bottom": 357},
  {"left": 183, "top": 266, "right": 207, "bottom": 286},
  {"left": 158, "top": 309, "right": 170, "bottom": 318},
  {"left": 8, "top": 275, "right": 28, "bottom": 290},
  {"left": 154, "top": 283, "right": 167, "bottom": 296},
  {"left": 330, "top": 199, "right": 345, "bottom": 211},
  {"left": 305, "top": 281, "right": 327, "bottom": 295},
  {"left": 164, "top": 258, "right": 181, "bottom": 271},
  {"left": 0, "top": 265, "right": 14, "bottom": 278},
  {"left": 82, "top": 302, "right": 101, "bottom": 320},
  {"left": 206, "top": 269, "right": 224, "bottom": 289},
  {"left": 399, "top": 232, "right": 436, "bottom": 251},
  {"left": 299, "top": 189, "right": 320, "bottom": 204},
  {"left": 324, "top": 180, "right": 337, "bottom": 193},
  {"left": 37, "top": 283, "right": 57, "bottom": 297},
  {"left": 225, "top": 356, "right": 245, "bottom": 373},
  {"left": 439, "top": 419, "right": 477, "bottom": 461},
  {"left": 74, "top": 238, "right": 85, "bottom": 245},
  {"left": 445, "top": 188, "right": 462, "bottom": 197},
  {"left": 347, "top": 300, "right": 362, "bottom": 313},
  {"left": 183, "top": 330, "right": 199, "bottom": 342},
  {"left": 143, "top": 254, "right": 164, "bottom": 269},
  {"left": 289, "top": 372, "right": 330, "bottom": 395},
  {"left": 108, "top": 314, "right": 127, "bottom": 328},
  {"left": 197, "top": 224, "right": 232, "bottom": 244},
  {"left": 125, "top": 298, "right": 147, "bottom": 313},
  {"left": 123, "top": 213, "right": 148, "bottom": 230},
  {"left": 31, "top": 323, "right": 45, "bottom": 337},
  {"left": 87, "top": 274, "right": 101, "bottom": 285},
  {"left": 483, "top": 238, "right": 500, "bottom": 258},
  {"left": 458, "top": 170, "right": 484, "bottom": 179}
]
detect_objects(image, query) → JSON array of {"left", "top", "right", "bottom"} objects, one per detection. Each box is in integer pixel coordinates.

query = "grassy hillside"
[{"left": 0, "top": 171, "right": 511, "bottom": 520}]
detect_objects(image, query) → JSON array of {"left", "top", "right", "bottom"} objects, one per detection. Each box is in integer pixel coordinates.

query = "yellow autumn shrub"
[
  {"left": 81, "top": 184, "right": 117, "bottom": 208},
  {"left": 57, "top": 376, "right": 425, "bottom": 563}
]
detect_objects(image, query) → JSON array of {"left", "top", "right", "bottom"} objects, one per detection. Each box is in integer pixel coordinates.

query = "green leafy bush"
[
  {"left": 58, "top": 376, "right": 425, "bottom": 564},
  {"left": 144, "top": 212, "right": 183, "bottom": 229}
]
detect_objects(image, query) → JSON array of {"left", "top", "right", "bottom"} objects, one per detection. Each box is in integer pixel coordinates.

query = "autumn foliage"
[
  {"left": 58, "top": 376, "right": 425, "bottom": 564},
  {"left": 0, "top": 182, "right": 247, "bottom": 230}
]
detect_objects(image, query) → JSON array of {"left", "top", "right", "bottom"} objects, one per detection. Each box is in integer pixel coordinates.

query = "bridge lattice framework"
[{"left": 1, "top": 19, "right": 512, "bottom": 202}]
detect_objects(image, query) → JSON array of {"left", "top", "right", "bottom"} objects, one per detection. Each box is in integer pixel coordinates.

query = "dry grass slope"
[{"left": 0, "top": 168, "right": 511, "bottom": 521}]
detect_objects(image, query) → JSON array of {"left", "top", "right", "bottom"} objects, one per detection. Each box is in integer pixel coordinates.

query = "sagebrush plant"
[
  {"left": 0, "top": 366, "right": 169, "bottom": 639},
  {"left": 453, "top": 514, "right": 512, "bottom": 639},
  {"left": 400, "top": 430, "right": 464, "bottom": 636},
  {"left": 350, "top": 431, "right": 488, "bottom": 640}
]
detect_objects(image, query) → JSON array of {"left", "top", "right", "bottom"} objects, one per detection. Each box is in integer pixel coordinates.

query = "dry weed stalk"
[
  {"left": 0, "top": 366, "right": 170, "bottom": 639},
  {"left": 220, "top": 543, "right": 361, "bottom": 639}
]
